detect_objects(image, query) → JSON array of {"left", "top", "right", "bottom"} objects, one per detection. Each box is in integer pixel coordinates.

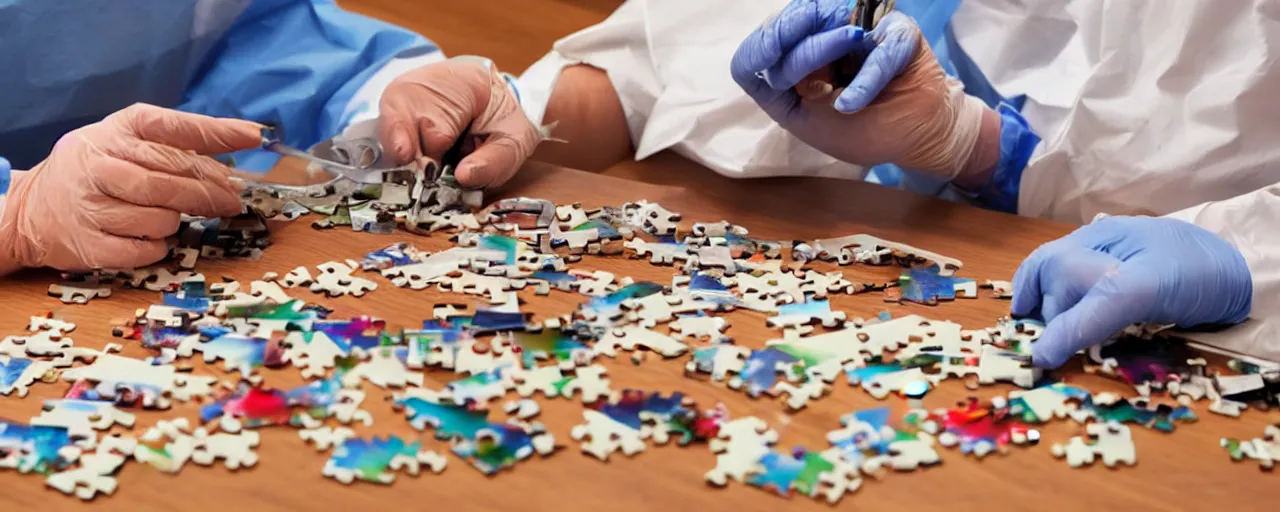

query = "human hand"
[
  {"left": 0, "top": 103, "right": 257, "bottom": 272},
  {"left": 378, "top": 57, "right": 542, "bottom": 189},
  {"left": 1013, "top": 216, "right": 1253, "bottom": 369},
  {"left": 731, "top": 5, "right": 993, "bottom": 179}
]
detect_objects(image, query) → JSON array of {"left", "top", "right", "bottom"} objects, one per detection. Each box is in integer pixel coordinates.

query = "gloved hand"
[
  {"left": 731, "top": 4, "right": 993, "bottom": 179},
  {"left": 0, "top": 103, "right": 257, "bottom": 272},
  {"left": 1013, "top": 216, "right": 1253, "bottom": 369},
  {"left": 378, "top": 57, "right": 542, "bottom": 189}
]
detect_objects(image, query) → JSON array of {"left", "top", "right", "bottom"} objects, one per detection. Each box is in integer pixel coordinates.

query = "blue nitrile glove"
[
  {"left": 1012, "top": 216, "right": 1253, "bottom": 369},
  {"left": 731, "top": 7, "right": 992, "bottom": 178}
]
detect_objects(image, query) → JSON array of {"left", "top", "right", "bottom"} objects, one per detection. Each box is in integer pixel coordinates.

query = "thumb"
[
  {"left": 1032, "top": 262, "right": 1160, "bottom": 369},
  {"left": 112, "top": 103, "right": 262, "bottom": 154},
  {"left": 455, "top": 133, "right": 535, "bottom": 189}
]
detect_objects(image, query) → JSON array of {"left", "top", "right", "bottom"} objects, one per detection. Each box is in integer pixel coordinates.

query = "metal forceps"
[
  {"left": 258, "top": 126, "right": 417, "bottom": 185},
  {"left": 829, "top": 0, "right": 897, "bottom": 89},
  {"left": 852, "top": 0, "right": 895, "bottom": 32}
]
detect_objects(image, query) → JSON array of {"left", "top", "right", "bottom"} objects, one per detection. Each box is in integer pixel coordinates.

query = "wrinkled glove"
[
  {"left": 731, "top": 5, "right": 990, "bottom": 178},
  {"left": 378, "top": 57, "right": 541, "bottom": 189},
  {"left": 1013, "top": 216, "right": 1253, "bottom": 369},
  {"left": 0, "top": 103, "right": 258, "bottom": 272}
]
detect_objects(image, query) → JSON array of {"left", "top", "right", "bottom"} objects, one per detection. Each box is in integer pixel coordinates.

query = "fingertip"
[
  {"left": 454, "top": 161, "right": 491, "bottom": 189},
  {"left": 833, "top": 84, "right": 872, "bottom": 114}
]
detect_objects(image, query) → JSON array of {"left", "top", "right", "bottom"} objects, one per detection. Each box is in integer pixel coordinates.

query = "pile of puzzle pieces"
[{"left": 5, "top": 196, "right": 1277, "bottom": 503}]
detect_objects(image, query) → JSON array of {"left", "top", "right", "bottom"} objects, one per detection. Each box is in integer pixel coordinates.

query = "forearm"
[
  {"left": 952, "top": 107, "right": 1001, "bottom": 191},
  {"left": 528, "top": 65, "right": 632, "bottom": 172}
]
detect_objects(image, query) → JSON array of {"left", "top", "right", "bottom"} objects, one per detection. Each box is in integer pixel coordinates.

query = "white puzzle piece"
[
  {"left": 191, "top": 428, "right": 260, "bottom": 470},
  {"left": 563, "top": 365, "right": 612, "bottom": 403},
  {"left": 310, "top": 261, "right": 377, "bottom": 297},
  {"left": 281, "top": 266, "right": 314, "bottom": 288},
  {"left": 705, "top": 417, "right": 778, "bottom": 487},
  {"left": 132, "top": 419, "right": 199, "bottom": 473},
  {"left": 595, "top": 326, "right": 689, "bottom": 359},
  {"left": 45, "top": 437, "right": 136, "bottom": 500},
  {"left": 1051, "top": 421, "right": 1137, "bottom": 468},
  {"left": 300, "top": 427, "right": 358, "bottom": 451},
  {"left": 503, "top": 399, "right": 542, "bottom": 420},
  {"left": 669, "top": 316, "right": 732, "bottom": 344},
  {"left": 570, "top": 409, "right": 647, "bottom": 461},
  {"left": 342, "top": 347, "right": 424, "bottom": 389}
]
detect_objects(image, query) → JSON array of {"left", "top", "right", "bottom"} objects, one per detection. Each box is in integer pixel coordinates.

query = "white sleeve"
[
  {"left": 1164, "top": 185, "right": 1280, "bottom": 362},
  {"left": 516, "top": 0, "right": 861, "bottom": 180}
]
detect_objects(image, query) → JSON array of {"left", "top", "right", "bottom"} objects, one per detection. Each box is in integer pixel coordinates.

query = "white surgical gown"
[
  {"left": 518, "top": 0, "right": 1280, "bottom": 362},
  {"left": 0, "top": 0, "right": 444, "bottom": 173}
]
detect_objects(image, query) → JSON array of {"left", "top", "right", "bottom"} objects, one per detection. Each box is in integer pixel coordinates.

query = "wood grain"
[
  {"left": 1, "top": 162, "right": 1276, "bottom": 511},
  {"left": 3, "top": 1, "right": 1275, "bottom": 509}
]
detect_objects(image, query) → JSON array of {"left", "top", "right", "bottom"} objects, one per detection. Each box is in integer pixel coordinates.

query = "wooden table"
[{"left": 1, "top": 162, "right": 1275, "bottom": 511}]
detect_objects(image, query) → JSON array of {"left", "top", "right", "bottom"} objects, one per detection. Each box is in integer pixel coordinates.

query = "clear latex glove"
[
  {"left": 731, "top": 6, "right": 991, "bottom": 178},
  {"left": 378, "top": 57, "right": 541, "bottom": 189},
  {"left": 1013, "top": 216, "right": 1254, "bottom": 369},
  {"left": 0, "top": 103, "right": 258, "bottom": 272}
]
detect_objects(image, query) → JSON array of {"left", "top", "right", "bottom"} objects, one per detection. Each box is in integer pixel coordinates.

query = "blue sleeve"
[
  {"left": 0, "top": 157, "right": 10, "bottom": 194},
  {"left": 178, "top": 0, "right": 441, "bottom": 172},
  {"left": 974, "top": 103, "right": 1040, "bottom": 213}
]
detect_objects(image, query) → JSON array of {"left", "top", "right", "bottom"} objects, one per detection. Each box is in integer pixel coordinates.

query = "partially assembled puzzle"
[{"left": 5, "top": 191, "right": 1276, "bottom": 504}]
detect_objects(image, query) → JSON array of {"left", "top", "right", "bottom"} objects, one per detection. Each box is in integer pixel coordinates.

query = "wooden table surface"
[{"left": 1, "top": 162, "right": 1276, "bottom": 511}]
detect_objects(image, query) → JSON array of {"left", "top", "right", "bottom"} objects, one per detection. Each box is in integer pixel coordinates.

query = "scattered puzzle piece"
[
  {"left": 323, "top": 436, "right": 447, "bottom": 484},
  {"left": 300, "top": 427, "right": 358, "bottom": 451},
  {"left": 1051, "top": 421, "right": 1136, "bottom": 468},
  {"left": 571, "top": 409, "right": 647, "bottom": 461},
  {"left": 310, "top": 261, "right": 377, "bottom": 298},
  {"left": 595, "top": 325, "right": 689, "bottom": 359}
]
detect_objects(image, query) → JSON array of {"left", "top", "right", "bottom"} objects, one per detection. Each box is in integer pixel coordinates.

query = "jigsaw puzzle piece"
[
  {"left": 563, "top": 365, "right": 613, "bottom": 404},
  {"left": 766, "top": 300, "right": 846, "bottom": 332},
  {"left": 685, "top": 344, "right": 752, "bottom": 382},
  {"left": 44, "top": 437, "right": 135, "bottom": 500},
  {"left": 30, "top": 399, "right": 137, "bottom": 437},
  {"left": 1221, "top": 425, "right": 1280, "bottom": 470},
  {"left": 1051, "top": 421, "right": 1137, "bottom": 468},
  {"left": 570, "top": 409, "right": 647, "bottom": 461},
  {"left": 190, "top": 428, "right": 260, "bottom": 470},
  {"left": 300, "top": 426, "right": 358, "bottom": 451},
  {"left": 670, "top": 314, "right": 732, "bottom": 344},
  {"left": 0, "top": 355, "right": 59, "bottom": 397},
  {"left": 595, "top": 325, "right": 689, "bottom": 359},
  {"left": 451, "top": 420, "right": 557, "bottom": 475},
  {"left": 310, "top": 261, "right": 377, "bottom": 297},
  {"left": 340, "top": 347, "right": 423, "bottom": 389},
  {"left": 705, "top": 417, "right": 779, "bottom": 487},
  {"left": 132, "top": 419, "right": 200, "bottom": 473},
  {"left": 323, "top": 436, "right": 447, "bottom": 484},
  {"left": 621, "top": 200, "right": 681, "bottom": 236}
]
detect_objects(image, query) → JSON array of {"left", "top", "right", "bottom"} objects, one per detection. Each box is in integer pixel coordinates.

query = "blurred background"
[{"left": 342, "top": 0, "right": 616, "bottom": 78}]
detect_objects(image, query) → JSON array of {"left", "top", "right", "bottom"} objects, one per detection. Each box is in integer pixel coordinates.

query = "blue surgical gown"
[{"left": 0, "top": 0, "right": 441, "bottom": 175}]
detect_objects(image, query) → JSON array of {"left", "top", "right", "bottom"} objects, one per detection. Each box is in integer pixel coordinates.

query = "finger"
[
  {"left": 112, "top": 103, "right": 262, "bottom": 155},
  {"left": 106, "top": 141, "right": 239, "bottom": 192},
  {"left": 833, "top": 12, "right": 920, "bottom": 114},
  {"left": 90, "top": 199, "right": 182, "bottom": 240},
  {"left": 730, "top": 0, "right": 820, "bottom": 95},
  {"left": 379, "top": 81, "right": 474, "bottom": 164},
  {"left": 766, "top": 26, "right": 865, "bottom": 91},
  {"left": 1011, "top": 243, "right": 1056, "bottom": 318},
  {"left": 90, "top": 158, "right": 244, "bottom": 218},
  {"left": 1038, "top": 249, "right": 1121, "bottom": 323},
  {"left": 455, "top": 134, "right": 531, "bottom": 189},
  {"left": 70, "top": 233, "right": 170, "bottom": 271},
  {"left": 1032, "top": 263, "right": 1160, "bottom": 369}
]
